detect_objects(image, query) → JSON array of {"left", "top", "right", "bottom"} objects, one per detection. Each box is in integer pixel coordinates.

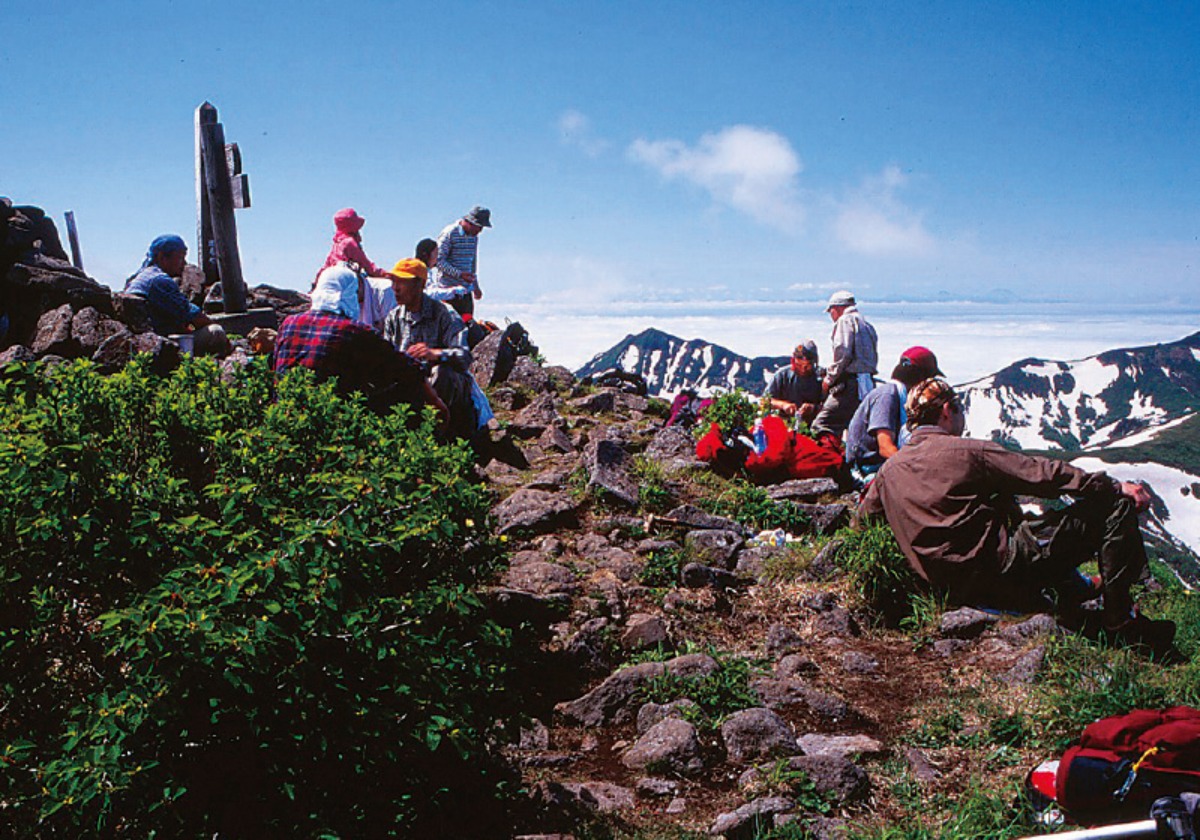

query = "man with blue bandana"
[{"left": 124, "top": 235, "right": 228, "bottom": 355}]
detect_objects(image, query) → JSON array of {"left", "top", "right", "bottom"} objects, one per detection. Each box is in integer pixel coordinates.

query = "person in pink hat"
[{"left": 314, "top": 208, "right": 388, "bottom": 286}]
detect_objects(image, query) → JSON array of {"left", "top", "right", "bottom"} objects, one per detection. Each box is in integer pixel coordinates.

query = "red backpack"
[{"left": 1054, "top": 707, "right": 1200, "bottom": 820}]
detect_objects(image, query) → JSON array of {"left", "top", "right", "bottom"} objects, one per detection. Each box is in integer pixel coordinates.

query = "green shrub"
[
  {"left": 699, "top": 480, "right": 810, "bottom": 533},
  {"left": 0, "top": 357, "right": 518, "bottom": 836},
  {"left": 640, "top": 548, "right": 686, "bottom": 588},
  {"left": 830, "top": 522, "right": 924, "bottom": 626},
  {"left": 694, "top": 388, "right": 757, "bottom": 439}
]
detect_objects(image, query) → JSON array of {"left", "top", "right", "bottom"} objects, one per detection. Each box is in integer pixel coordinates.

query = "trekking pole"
[{"left": 1015, "top": 821, "right": 1155, "bottom": 840}]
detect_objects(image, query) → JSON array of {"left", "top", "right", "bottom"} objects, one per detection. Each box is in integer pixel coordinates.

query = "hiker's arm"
[
  {"left": 825, "top": 320, "right": 853, "bottom": 386},
  {"left": 873, "top": 428, "right": 898, "bottom": 459},
  {"left": 981, "top": 445, "right": 1121, "bottom": 500}
]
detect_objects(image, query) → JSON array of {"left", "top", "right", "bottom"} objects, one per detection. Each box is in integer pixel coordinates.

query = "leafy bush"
[
  {"left": 694, "top": 388, "right": 757, "bottom": 439},
  {"left": 0, "top": 357, "right": 518, "bottom": 836},
  {"left": 830, "top": 523, "right": 924, "bottom": 626},
  {"left": 640, "top": 548, "right": 686, "bottom": 588},
  {"left": 699, "top": 480, "right": 810, "bottom": 533}
]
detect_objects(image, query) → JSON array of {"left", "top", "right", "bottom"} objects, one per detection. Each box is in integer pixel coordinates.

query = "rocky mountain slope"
[{"left": 577, "top": 328, "right": 789, "bottom": 398}]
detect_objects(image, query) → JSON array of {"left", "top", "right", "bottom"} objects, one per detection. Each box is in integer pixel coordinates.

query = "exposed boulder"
[
  {"left": 939, "top": 607, "right": 1000, "bottom": 639},
  {"left": 494, "top": 489, "right": 580, "bottom": 536},
  {"left": 721, "top": 708, "right": 799, "bottom": 763},
  {"left": 621, "top": 718, "right": 704, "bottom": 776},
  {"left": 91, "top": 330, "right": 180, "bottom": 375},
  {"left": 30, "top": 303, "right": 75, "bottom": 356},
  {"left": 710, "top": 796, "right": 794, "bottom": 839},
  {"left": 585, "top": 438, "right": 638, "bottom": 508},
  {"left": 71, "top": 307, "right": 128, "bottom": 356},
  {"left": 684, "top": 529, "right": 744, "bottom": 569}
]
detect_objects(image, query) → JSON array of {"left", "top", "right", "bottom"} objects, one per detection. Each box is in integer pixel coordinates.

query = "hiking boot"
[{"left": 1100, "top": 615, "right": 1177, "bottom": 658}]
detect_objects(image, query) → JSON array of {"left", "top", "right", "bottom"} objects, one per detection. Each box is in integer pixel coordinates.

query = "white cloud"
[
  {"left": 833, "top": 165, "right": 935, "bottom": 256},
  {"left": 628, "top": 125, "right": 804, "bottom": 231},
  {"left": 557, "top": 109, "right": 608, "bottom": 156}
]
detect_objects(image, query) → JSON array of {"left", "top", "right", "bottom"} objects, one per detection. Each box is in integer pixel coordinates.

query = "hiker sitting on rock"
[
  {"left": 275, "top": 263, "right": 446, "bottom": 422},
  {"left": 764, "top": 340, "right": 824, "bottom": 424},
  {"left": 384, "top": 258, "right": 491, "bottom": 441},
  {"left": 859, "top": 377, "right": 1175, "bottom": 654},
  {"left": 844, "top": 346, "right": 943, "bottom": 482},
  {"left": 124, "top": 235, "right": 229, "bottom": 355}
]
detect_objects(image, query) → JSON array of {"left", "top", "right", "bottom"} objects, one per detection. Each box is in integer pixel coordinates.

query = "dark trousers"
[
  {"left": 812, "top": 382, "right": 860, "bottom": 440},
  {"left": 429, "top": 365, "right": 477, "bottom": 441},
  {"left": 448, "top": 294, "right": 474, "bottom": 317},
  {"left": 988, "top": 494, "right": 1147, "bottom": 622}
]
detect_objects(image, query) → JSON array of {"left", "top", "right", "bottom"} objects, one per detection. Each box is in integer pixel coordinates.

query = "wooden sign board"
[{"left": 232, "top": 174, "right": 251, "bottom": 209}]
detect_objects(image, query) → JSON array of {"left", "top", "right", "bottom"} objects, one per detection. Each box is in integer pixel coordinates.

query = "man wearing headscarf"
[
  {"left": 274, "top": 264, "right": 446, "bottom": 422},
  {"left": 124, "top": 234, "right": 228, "bottom": 355}
]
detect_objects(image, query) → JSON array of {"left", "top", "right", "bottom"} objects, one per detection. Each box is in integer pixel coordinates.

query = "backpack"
[{"left": 1045, "top": 707, "right": 1200, "bottom": 822}]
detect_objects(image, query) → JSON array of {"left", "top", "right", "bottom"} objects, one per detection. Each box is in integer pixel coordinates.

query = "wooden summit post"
[
  {"left": 195, "top": 102, "right": 249, "bottom": 313},
  {"left": 64, "top": 210, "right": 84, "bottom": 271}
]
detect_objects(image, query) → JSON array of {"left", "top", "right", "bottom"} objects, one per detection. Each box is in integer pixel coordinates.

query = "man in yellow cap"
[{"left": 383, "top": 258, "right": 480, "bottom": 439}]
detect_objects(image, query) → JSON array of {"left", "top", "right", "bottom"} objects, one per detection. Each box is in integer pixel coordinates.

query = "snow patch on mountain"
[{"left": 1073, "top": 457, "right": 1200, "bottom": 557}]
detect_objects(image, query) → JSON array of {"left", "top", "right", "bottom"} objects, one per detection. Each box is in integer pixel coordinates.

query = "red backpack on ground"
[{"left": 1053, "top": 706, "right": 1200, "bottom": 821}]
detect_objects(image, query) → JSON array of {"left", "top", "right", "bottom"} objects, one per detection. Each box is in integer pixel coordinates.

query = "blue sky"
[{"left": 3, "top": 1, "right": 1198, "bottom": 327}]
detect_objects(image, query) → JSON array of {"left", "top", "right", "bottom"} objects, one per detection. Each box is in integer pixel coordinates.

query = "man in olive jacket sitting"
[{"left": 859, "top": 377, "right": 1173, "bottom": 653}]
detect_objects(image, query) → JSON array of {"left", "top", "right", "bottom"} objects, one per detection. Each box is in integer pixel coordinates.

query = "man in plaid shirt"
[{"left": 274, "top": 264, "right": 445, "bottom": 421}]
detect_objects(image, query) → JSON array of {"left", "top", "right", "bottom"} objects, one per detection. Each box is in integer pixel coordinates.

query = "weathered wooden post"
[
  {"left": 194, "top": 106, "right": 217, "bottom": 288},
  {"left": 195, "top": 101, "right": 248, "bottom": 313},
  {"left": 64, "top": 210, "right": 84, "bottom": 271}
]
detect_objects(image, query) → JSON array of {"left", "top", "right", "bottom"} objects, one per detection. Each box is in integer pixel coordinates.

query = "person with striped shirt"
[{"left": 428, "top": 206, "right": 491, "bottom": 316}]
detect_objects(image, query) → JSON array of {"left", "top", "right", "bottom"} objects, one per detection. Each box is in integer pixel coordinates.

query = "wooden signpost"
[
  {"left": 64, "top": 210, "right": 84, "bottom": 271},
  {"left": 194, "top": 102, "right": 250, "bottom": 313}
]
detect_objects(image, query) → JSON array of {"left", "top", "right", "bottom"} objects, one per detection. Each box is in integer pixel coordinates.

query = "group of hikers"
[
  {"left": 123, "top": 224, "right": 1176, "bottom": 657},
  {"left": 764, "top": 291, "right": 1175, "bottom": 655},
  {"left": 124, "top": 205, "right": 496, "bottom": 443}
]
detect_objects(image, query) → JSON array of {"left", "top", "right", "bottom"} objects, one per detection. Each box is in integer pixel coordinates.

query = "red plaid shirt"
[{"left": 274, "top": 310, "right": 425, "bottom": 411}]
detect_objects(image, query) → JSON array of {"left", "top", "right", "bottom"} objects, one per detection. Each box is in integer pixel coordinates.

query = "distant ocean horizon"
[{"left": 493, "top": 300, "right": 1200, "bottom": 385}]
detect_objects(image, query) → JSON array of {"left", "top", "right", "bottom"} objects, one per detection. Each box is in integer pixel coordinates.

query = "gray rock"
[
  {"left": 615, "top": 391, "right": 650, "bottom": 412},
  {"left": 804, "top": 816, "right": 850, "bottom": 840},
  {"left": 1002, "top": 646, "right": 1046, "bottom": 685},
  {"left": 797, "top": 734, "right": 883, "bottom": 759},
  {"left": 685, "top": 529, "right": 745, "bottom": 569},
  {"left": 508, "top": 356, "right": 552, "bottom": 392},
  {"left": 904, "top": 746, "right": 940, "bottom": 782},
  {"left": 752, "top": 679, "right": 850, "bottom": 721},
  {"left": 510, "top": 394, "right": 561, "bottom": 438},
  {"left": 31, "top": 303, "right": 75, "bottom": 356},
  {"left": 636, "top": 699, "right": 698, "bottom": 734},
  {"left": 788, "top": 754, "right": 870, "bottom": 806},
  {"left": 734, "top": 544, "right": 787, "bottom": 579},
  {"left": 681, "top": 562, "right": 746, "bottom": 591},
  {"left": 586, "top": 438, "right": 639, "bottom": 508},
  {"left": 841, "top": 651, "right": 879, "bottom": 675},
  {"left": 621, "top": 718, "right": 704, "bottom": 776},
  {"left": 469, "top": 330, "right": 511, "bottom": 387},
  {"left": 721, "top": 708, "right": 799, "bottom": 763},
  {"left": 565, "top": 618, "right": 612, "bottom": 675},
  {"left": 570, "top": 389, "right": 616, "bottom": 414},
  {"left": 767, "top": 478, "right": 840, "bottom": 502},
  {"left": 494, "top": 489, "right": 579, "bottom": 536},
  {"left": 482, "top": 588, "right": 570, "bottom": 628},
  {"left": 4, "top": 260, "right": 113, "bottom": 347},
  {"left": 710, "top": 796, "right": 794, "bottom": 838},
  {"left": 776, "top": 654, "right": 819, "bottom": 679},
  {"left": 636, "top": 777, "right": 679, "bottom": 798},
  {"left": 518, "top": 718, "right": 551, "bottom": 750},
  {"left": 488, "top": 386, "right": 523, "bottom": 411},
  {"left": 933, "top": 638, "right": 971, "bottom": 657},
  {"left": 527, "top": 468, "right": 571, "bottom": 490},
  {"left": 636, "top": 538, "right": 682, "bottom": 556},
  {"left": 665, "top": 504, "right": 750, "bottom": 536},
  {"left": 998, "top": 613, "right": 1063, "bottom": 643},
  {"left": 940, "top": 607, "right": 1000, "bottom": 639},
  {"left": 70, "top": 306, "right": 126, "bottom": 356},
  {"left": 766, "top": 624, "right": 806, "bottom": 657},
  {"left": 621, "top": 613, "right": 669, "bottom": 650},
  {"left": 559, "top": 781, "right": 636, "bottom": 813},
  {"left": 0, "top": 345, "right": 37, "bottom": 365},
  {"left": 665, "top": 797, "right": 687, "bottom": 814},
  {"left": 557, "top": 653, "right": 717, "bottom": 726},
  {"left": 544, "top": 365, "right": 575, "bottom": 390},
  {"left": 805, "top": 538, "right": 843, "bottom": 581},
  {"left": 811, "top": 607, "right": 860, "bottom": 638},
  {"left": 646, "top": 425, "right": 696, "bottom": 463},
  {"left": 791, "top": 502, "right": 851, "bottom": 536},
  {"left": 539, "top": 424, "right": 575, "bottom": 454},
  {"left": 802, "top": 591, "right": 840, "bottom": 612},
  {"left": 504, "top": 559, "right": 579, "bottom": 595},
  {"left": 91, "top": 330, "right": 180, "bottom": 374}
]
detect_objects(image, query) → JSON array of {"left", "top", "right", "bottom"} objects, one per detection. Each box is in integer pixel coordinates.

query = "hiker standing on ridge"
[
  {"left": 844, "top": 345, "right": 943, "bottom": 482},
  {"left": 124, "top": 235, "right": 229, "bottom": 355},
  {"left": 428, "top": 206, "right": 490, "bottom": 317},
  {"left": 813, "top": 290, "right": 878, "bottom": 440},
  {"left": 859, "top": 377, "right": 1175, "bottom": 654},
  {"left": 763, "top": 340, "right": 824, "bottom": 425}
]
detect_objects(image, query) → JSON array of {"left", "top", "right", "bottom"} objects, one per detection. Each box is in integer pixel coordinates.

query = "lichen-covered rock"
[
  {"left": 503, "top": 559, "right": 579, "bottom": 595},
  {"left": 766, "top": 624, "right": 805, "bottom": 657},
  {"left": 570, "top": 389, "right": 616, "bottom": 414},
  {"left": 585, "top": 438, "right": 638, "bottom": 507},
  {"left": 0, "top": 345, "right": 37, "bottom": 364},
  {"left": 940, "top": 607, "right": 1000, "bottom": 639},
  {"left": 767, "top": 478, "right": 840, "bottom": 502},
  {"left": 645, "top": 424, "right": 696, "bottom": 463},
  {"left": 786, "top": 754, "right": 870, "bottom": 806},
  {"left": 621, "top": 613, "right": 669, "bottom": 650},
  {"left": 1002, "top": 646, "right": 1046, "bottom": 684},
  {"left": 494, "top": 489, "right": 579, "bottom": 536},
  {"left": 91, "top": 330, "right": 180, "bottom": 375},
  {"left": 621, "top": 718, "right": 704, "bottom": 776},
  {"left": 70, "top": 306, "right": 127, "bottom": 356},
  {"left": 681, "top": 562, "right": 746, "bottom": 591},
  {"left": 710, "top": 796, "right": 794, "bottom": 838},
  {"left": 685, "top": 529, "right": 744, "bottom": 569},
  {"left": 797, "top": 734, "right": 883, "bottom": 759},
  {"left": 636, "top": 699, "right": 698, "bottom": 734},
  {"left": 510, "top": 394, "right": 561, "bottom": 438},
  {"left": 556, "top": 653, "right": 717, "bottom": 726},
  {"left": 665, "top": 504, "right": 750, "bottom": 536},
  {"left": 508, "top": 356, "right": 552, "bottom": 392},
  {"left": 30, "top": 303, "right": 75, "bottom": 356},
  {"left": 721, "top": 708, "right": 799, "bottom": 763}
]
